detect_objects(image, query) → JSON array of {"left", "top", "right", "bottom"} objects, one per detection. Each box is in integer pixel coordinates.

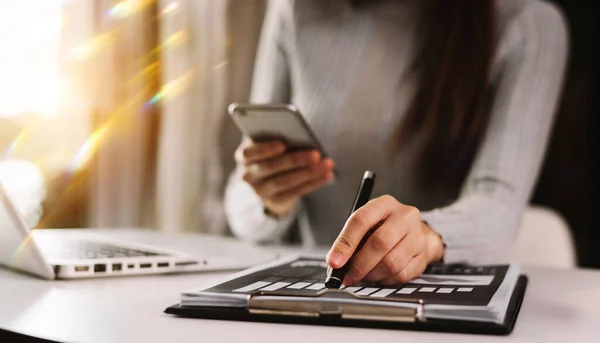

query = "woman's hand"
[
  {"left": 235, "top": 138, "right": 335, "bottom": 217},
  {"left": 326, "top": 195, "right": 444, "bottom": 286}
]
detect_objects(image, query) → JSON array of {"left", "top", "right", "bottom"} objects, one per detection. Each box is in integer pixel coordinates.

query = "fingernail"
[
  {"left": 324, "top": 158, "right": 335, "bottom": 168},
  {"left": 311, "top": 151, "right": 321, "bottom": 163},
  {"left": 329, "top": 252, "right": 344, "bottom": 268}
]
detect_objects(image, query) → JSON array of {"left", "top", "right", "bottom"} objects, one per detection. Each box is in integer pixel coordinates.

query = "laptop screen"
[
  {"left": 0, "top": 159, "right": 46, "bottom": 228},
  {"left": 0, "top": 162, "right": 54, "bottom": 279}
]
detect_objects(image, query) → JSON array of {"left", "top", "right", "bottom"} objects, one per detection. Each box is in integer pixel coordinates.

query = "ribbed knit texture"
[{"left": 225, "top": 0, "right": 568, "bottom": 263}]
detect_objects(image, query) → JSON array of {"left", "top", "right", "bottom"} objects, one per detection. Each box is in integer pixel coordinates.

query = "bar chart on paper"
[
  {"left": 177, "top": 257, "right": 523, "bottom": 327},
  {"left": 232, "top": 281, "right": 473, "bottom": 295},
  {"left": 202, "top": 258, "right": 508, "bottom": 306}
]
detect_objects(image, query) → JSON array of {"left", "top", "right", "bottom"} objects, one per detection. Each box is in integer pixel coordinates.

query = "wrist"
[
  {"left": 421, "top": 222, "right": 445, "bottom": 263},
  {"left": 263, "top": 199, "right": 298, "bottom": 219}
]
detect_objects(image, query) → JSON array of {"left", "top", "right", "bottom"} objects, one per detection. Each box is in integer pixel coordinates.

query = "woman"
[{"left": 225, "top": 0, "right": 568, "bottom": 286}]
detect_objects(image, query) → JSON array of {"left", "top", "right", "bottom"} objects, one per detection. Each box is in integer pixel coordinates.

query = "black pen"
[{"left": 325, "top": 170, "right": 375, "bottom": 289}]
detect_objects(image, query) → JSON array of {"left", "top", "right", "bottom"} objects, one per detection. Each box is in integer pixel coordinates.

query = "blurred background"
[{"left": 0, "top": 0, "right": 598, "bottom": 268}]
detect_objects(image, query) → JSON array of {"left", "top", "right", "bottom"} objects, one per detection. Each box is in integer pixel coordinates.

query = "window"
[
  {"left": 0, "top": 0, "right": 62, "bottom": 117},
  {"left": 0, "top": 0, "right": 84, "bottom": 226}
]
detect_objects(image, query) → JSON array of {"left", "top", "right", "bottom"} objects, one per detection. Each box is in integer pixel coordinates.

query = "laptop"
[{"left": 0, "top": 182, "right": 278, "bottom": 280}]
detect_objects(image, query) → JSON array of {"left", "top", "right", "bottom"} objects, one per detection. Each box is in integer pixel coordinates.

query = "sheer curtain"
[
  {"left": 156, "top": 0, "right": 266, "bottom": 233},
  {"left": 59, "top": 0, "right": 163, "bottom": 230},
  {"left": 59, "top": 0, "right": 266, "bottom": 233},
  {"left": 89, "top": 0, "right": 160, "bottom": 229}
]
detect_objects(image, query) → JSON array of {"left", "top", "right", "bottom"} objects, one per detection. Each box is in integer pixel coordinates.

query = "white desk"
[{"left": 1, "top": 229, "right": 599, "bottom": 342}]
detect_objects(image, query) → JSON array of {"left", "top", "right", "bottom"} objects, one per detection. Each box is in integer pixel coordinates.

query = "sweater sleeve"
[
  {"left": 420, "top": 2, "right": 569, "bottom": 264},
  {"left": 225, "top": 0, "right": 299, "bottom": 243}
]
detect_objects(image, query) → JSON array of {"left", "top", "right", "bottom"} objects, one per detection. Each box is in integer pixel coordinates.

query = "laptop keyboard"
[{"left": 41, "top": 241, "right": 166, "bottom": 260}]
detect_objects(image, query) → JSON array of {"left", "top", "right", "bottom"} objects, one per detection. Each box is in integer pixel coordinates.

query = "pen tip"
[{"left": 325, "top": 277, "right": 342, "bottom": 289}]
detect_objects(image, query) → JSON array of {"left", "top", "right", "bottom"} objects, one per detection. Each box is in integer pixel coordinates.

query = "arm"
[
  {"left": 420, "top": 2, "right": 569, "bottom": 263},
  {"left": 225, "top": 0, "right": 297, "bottom": 243}
]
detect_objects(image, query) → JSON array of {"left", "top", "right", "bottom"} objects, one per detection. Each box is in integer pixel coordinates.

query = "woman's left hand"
[{"left": 326, "top": 195, "right": 445, "bottom": 286}]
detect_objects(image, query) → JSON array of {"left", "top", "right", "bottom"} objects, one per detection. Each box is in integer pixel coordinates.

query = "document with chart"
[{"left": 179, "top": 256, "right": 522, "bottom": 324}]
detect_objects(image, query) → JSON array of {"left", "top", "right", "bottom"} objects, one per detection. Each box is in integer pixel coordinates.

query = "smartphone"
[{"left": 228, "top": 103, "right": 331, "bottom": 157}]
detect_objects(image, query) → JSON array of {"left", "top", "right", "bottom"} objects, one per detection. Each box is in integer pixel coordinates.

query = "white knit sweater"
[{"left": 225, "top": 0, "right": 568, "bottom": 264}]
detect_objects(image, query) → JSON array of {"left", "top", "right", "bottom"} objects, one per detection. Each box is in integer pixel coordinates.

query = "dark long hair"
[{"left": 354, "top": 0, "right": 497, "bottom": 193}]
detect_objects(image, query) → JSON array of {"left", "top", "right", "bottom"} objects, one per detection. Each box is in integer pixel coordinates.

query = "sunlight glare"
[
  {"left": 0, "top": 159, "right": 46, "bottom": 227},
  {"left": 0, "top": 0, "right": 62, "bottom": 118},
  {"left": 107, "top": 0, "right": 155, "bottom": 20},
  {"left": 161, "top": 1, "right": 180, "bottom": 15}
]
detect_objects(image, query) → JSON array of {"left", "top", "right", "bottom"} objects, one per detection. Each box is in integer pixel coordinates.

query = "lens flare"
[
  {"left": 9, "top": 233, "right": 35, "bottom": 267},
  {"left": 2, "top": 130, "right": 28, "bottom": 160},
  {"left": 149, "top": 30, "right": 187, "bottom": 57},
  {"left": 213, "top": 60, "right": 230, "bottom": 70},
  {"left": 67, "top": 125, "right": 110, "bottom": 172},
  {"left": 163, "top": 30, "right": 186, "bottom": 48},
  {"left": 125, "top": 61, "right": 160, "bottom": 88},
  {"left": 161, "top": 1, "right": 180, "bottom": 15},
  {"left": 66, "top": 84, "right": 153, "bottom": 172},
  {"left": 107, "top": 0, "right": 155, "bottom": 20},
  {"left": 145, "top": 69, "right": 195, "bottom": 107},
  {"left": 68, "top": 30, "right": 117, "bottom": 60}
]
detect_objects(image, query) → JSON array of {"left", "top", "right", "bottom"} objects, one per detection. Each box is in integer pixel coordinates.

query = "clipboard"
[{"left": 165, "top": 275, "right": 528, "bottom": 335}]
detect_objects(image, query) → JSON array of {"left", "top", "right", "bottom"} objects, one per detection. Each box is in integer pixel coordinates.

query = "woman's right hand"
[{"left": 235, "top": 139, "right": 335, "bottom": 217}]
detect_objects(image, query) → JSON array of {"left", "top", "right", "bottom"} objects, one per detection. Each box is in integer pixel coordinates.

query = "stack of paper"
[{"left": 181, "top": 256, "right": 520, "bottom": 324}]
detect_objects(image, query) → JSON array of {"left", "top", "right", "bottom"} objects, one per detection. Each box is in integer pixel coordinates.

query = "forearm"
[
  {"left": 224, "top": 0, "right": 298, "bottom": 243},
  {"left": 224, "top": 169, "right": 299, "bottom": 243},
  {"left": 421, "top": 179, "right": 524, "bottom": 264},
  {"left": 421, "top": 1, "right": 568, "bottom": 264}
]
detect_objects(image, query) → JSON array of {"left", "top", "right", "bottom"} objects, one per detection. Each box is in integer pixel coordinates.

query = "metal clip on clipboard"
[{"left": 248, "top": 288, "right": 425, "bottom": 323}]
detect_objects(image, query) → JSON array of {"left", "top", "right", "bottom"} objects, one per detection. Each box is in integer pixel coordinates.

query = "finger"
[
  {"left": 270, "top": 169, "right": 334, "bottom": 203},
  {"left": 246, "top": 150, "right": 322, "bottom": 182},
  {"left": 327, "top": 196, "right": 414, "bottom": 269},
  {"left": 326, "top": 195, "right": 400, "bottom": 269},
  {"left": 342, "top": 210, "right": 413, "bottom": 285},
  {"left": 362, "top": 227, "right": 425, "bottom": 283},
  {"left": 379, "top": 254, "right": 428, "bottom": 286},
  {"left": 240, "top": 141, "right": 286, "bottom": 164},
  {"left": 255, "top": 163, "right": 330, "bottom": 199},
  {"left": 234, "top": 139, "right": 250, "bottom": 164}
]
